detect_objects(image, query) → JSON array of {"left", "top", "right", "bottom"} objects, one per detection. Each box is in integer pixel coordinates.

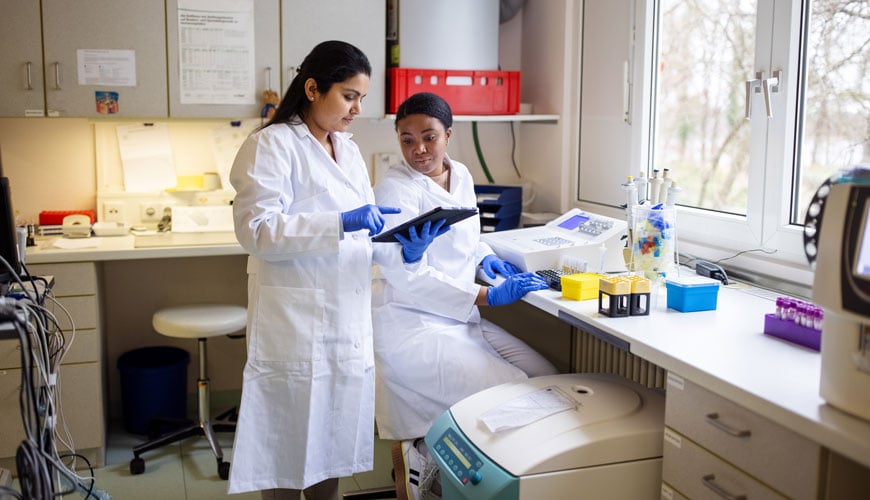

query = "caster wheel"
[
  {"left": 130, "top": 457, "right": 145, "bottom": 475},
  {"left": 218, "top": 460, "right": 230, "bottom": 480}
]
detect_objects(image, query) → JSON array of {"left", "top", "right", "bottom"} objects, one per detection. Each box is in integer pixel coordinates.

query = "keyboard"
[{"left": 535, "top": 269, "right": 568, "bottom": 291}]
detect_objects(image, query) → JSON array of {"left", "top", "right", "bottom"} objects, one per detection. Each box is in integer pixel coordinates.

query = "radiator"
[{"left": 573, "top": 327, "right": 667, "bottom": 390}]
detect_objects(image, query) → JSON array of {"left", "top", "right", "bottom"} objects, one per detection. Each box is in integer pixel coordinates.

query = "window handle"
[
  {"left": 761, "top": 70, "right": 781, "bottom": 118},
  {"left": 745, "top": 70, "right": 781, "bottom": 119},
  {"left": 744, "top": 72, "right": 761, "bottom": 119}
]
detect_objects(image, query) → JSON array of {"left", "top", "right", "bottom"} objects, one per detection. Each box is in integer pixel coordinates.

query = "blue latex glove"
[
  {"left": 480, "top": 254, "right": 522, "bottom": 278},
  {"left": 486, "top": 272, "right": 549, "bottom": 306},
  {"left": 395, "top": 219, "right": 450, "bottom": 263},
  {"left": 341, "top": 204, "right": 401, "bottom": 236}
]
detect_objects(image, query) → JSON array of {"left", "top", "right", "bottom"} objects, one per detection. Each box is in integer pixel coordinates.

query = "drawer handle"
[
  {"left": 702, "top": 473, "right": 747, "bottom": 500},
  {"left": 706, "top": 412, "right": 751, "bottom": 437}
]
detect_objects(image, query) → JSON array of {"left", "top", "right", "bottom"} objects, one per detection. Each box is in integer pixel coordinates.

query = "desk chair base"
[{"left": 129, "top": 336, "right": 237, "bottom": 480}]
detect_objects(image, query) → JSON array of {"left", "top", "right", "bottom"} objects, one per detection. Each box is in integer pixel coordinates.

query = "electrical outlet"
[
  {"left": 139, "top": 201, "right": 173, "bottom": 223},
  {"left": 372, "top": 152, "right": 400, "bottom": 183},
  {"left": 103, "top": 201, "right": 125, "bottom": 222}
]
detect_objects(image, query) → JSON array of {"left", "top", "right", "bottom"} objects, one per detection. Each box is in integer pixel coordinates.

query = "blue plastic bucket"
[{"left": 117, "top": 346, "right": 190, "bottom": 435}]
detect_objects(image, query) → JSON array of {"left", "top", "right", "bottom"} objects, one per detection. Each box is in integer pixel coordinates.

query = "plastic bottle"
[
  {"left": 649, "top": 169, "right": 663, "bottom": 205},
  {"left": 660, "top": 168, "right": 673, "bottom": 201},
  {"left": 665, "top": 181, "right": 682, "bottom": 207},
  {"left": 635, "top": 171, "right": 648, "bottom": 204}
]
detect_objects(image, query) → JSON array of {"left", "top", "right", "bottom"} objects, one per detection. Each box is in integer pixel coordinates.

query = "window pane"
[
  {"left": 795, "top": 0, "right": 870, "bottom": 222},
  {"left": 654, "top": 1, "right": 757, "bottom": 214}
]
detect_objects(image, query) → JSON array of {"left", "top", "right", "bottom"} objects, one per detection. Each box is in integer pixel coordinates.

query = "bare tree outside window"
[
  {"left": 796, "top": 0, "right": 870, "bottom": 222},
  {"left": 654, "top": 0, "right": 756, "bottom": 215},
  {"left": 653, "top": 0, "right": 869, "bottom": 221}
]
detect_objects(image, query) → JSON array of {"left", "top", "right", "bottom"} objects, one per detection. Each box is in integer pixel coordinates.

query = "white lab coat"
[
  {"left": 371, "top": 158, "right": 528, "bottom": 440},
  {"left": 227, "top": 121, "right": 406, "bottom": 492}
]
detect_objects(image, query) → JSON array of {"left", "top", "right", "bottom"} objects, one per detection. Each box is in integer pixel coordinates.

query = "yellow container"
[
  {"left": 561, "top": 273, "right": 603, "bottom": 301},
  {"left": 599, "top": 276, "right": 631, "bottom": 295}
]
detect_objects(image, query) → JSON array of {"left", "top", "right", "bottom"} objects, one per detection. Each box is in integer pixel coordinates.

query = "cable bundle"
[{"left": 0, "top": 256, "right": 110, "bottom": 500}]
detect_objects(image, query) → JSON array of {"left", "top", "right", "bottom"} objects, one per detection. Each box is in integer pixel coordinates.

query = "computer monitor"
[{"left": 0, "top": 151, "right": 21, "bottom": 283}]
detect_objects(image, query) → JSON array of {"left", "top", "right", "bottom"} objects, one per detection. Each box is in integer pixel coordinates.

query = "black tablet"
[{"left": 372, "top": 206, "right": 478, "bottom": 243}]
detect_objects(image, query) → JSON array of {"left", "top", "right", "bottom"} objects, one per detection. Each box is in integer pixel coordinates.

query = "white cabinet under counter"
[
  {"left": 0, "top": 262, "right": 106, "bottom": 471},
  {"left": 663, "top": 374, "right": 822, "bottom": 500}
]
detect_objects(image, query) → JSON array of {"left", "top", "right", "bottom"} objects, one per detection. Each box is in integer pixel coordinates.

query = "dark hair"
[
  {"left": 266, "top": 40, "right": 371, "bottom": 127},
  {"left": 394, "top": 92, "right": 453, "bottom": 131}
]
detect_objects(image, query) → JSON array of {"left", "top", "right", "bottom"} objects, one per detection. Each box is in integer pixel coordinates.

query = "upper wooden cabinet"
[
  {"left": 281, "top": 0, "right": 386, "bottom": 118},
  {"left": 0, "top": 0, "right": 386, "bottom": 118},
  {"left": 44, "top": 0, "right": 168, "bottom": 118},
  {"left": 0, "top": 0, "right": 45, "bottom": 117},
  {"left": 166, "top": 0, "right": 280, "bottom": 118},
  {"left": 1, "top": 0, "right": 168, "bottom": 118}
]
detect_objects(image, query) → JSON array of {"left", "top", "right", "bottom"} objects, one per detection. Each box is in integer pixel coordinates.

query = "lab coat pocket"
[{"left": 251, "top": 285, "right": 325, "bottom": 365}]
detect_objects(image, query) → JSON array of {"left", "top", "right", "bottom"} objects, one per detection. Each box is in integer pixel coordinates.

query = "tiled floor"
[{"left": 31, "top": 419, "right": 398, "bottom": 500}]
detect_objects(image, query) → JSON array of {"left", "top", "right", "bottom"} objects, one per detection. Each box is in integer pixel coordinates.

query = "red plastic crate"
[
  {"left": 39, "top": 210, "right": 95, "bottom": 225},
  {"left": 388, "top": 68, "right": 520, "bottom": 115}
]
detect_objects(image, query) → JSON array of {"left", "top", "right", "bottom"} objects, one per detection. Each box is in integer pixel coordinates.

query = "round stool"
[{"left": 130, "top": 304, "right": 246, "bottom": 480}]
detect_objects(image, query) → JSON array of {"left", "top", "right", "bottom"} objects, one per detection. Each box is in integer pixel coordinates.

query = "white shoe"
[{"left": 393, "top": 438, "right": 439, "bottom": 500}]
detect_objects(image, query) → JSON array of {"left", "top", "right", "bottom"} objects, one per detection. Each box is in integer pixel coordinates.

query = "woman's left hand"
[{"left": 395, "top": 219, "right": 450, "bottom": 263}]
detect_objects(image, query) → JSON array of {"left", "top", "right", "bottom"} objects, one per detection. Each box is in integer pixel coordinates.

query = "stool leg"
[
  {"left": 196, "top": 338, "right": 230, "bottom": 480},
  {"left": 197, "top": 338, "right": 211, "bottom": 425}
]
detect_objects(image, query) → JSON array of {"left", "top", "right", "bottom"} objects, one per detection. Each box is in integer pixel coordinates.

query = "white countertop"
[
  {"left": 485, "top": 271, "right": 870, "bottom": 469},
  {"left": 25, "top": 232, "right": 245, "bottom": 263}
]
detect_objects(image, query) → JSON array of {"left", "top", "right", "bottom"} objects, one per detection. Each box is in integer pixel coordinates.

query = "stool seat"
[
  {"left": 131, "top": 303, "right": 246, "bottom": 479},
  {"left": 152, "top": 304, "right": 247, "bottom": 339}
]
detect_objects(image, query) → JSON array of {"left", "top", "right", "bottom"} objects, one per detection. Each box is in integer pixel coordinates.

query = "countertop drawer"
[
  {"left": 27, "top": 262, "right": 97, "bottom": 297},
  {"left": 666, "top": 374, "right": 820, "bottom": 499},
  {"left": 663, "top": 427, "right": 786, "bottom": 500},
  {"left": 0, "top": 362, "right": 104, "bottom": 458},
  {"left": 50, "top": 295, "right": 99, "bottom": 331},
  {"left": 661, "top": 482, "right": 690, "bottom": 500},
  {"left": 0, "top": 329, "right": 98, "bottom": 369}
]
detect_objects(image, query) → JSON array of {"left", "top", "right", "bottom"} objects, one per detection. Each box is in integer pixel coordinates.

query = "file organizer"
[{"left": 475, "top": 185, "right": 522, "bottom": 232}]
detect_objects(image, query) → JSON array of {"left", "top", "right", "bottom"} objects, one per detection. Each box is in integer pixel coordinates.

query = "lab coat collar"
[
  {"left": 400, "top": 155, "right": 455, "bottom": 192},
  {"left": 286, "top": 118, "right": 354, "bottom": 142}
]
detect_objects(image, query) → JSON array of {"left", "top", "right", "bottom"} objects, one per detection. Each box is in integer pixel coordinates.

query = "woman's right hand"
[
  {"left": 486, "top": 272, "right": 549, "bottom": 306},
  {"left": 341, "top": 204, "right": 401, "bottom": 235}
]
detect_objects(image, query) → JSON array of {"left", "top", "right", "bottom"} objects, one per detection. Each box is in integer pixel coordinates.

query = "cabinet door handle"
[
  {"left": 52, "top": 62, "right": 62, "bottom": 90},
  {"left": 705, "top": 412, "right": 751, "bottom": 437},
  {"left": 24, "top": 61, "right": 34, "bottom": 90},
  {"left": 702, "top": 474, "right": 747, "bottom": 500}
]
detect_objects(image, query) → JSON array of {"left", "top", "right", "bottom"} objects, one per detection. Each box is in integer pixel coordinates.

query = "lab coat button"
[{"left": 356, "top": 287, "right": 362, "bottom": 295}]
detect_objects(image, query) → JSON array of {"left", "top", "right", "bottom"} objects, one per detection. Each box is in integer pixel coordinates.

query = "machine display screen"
[
  {"left": 433, "top": 428, "right": 483, "bottom": 484},
  {"left": 557, "top": 214, "right": 590, "bottom": 230},
  {"left": 443, "top": 436, "right": 471, "bottom": 468},
  {"left": 854, "top": 200, "right": 870, "bottom": 279}
]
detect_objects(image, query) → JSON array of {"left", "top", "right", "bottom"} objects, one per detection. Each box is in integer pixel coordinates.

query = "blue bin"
[{"left": 117, "top": 346, "right": 190, "bottom": 435}]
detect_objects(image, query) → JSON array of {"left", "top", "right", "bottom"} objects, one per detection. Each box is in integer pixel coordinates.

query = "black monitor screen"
[
  {"left": 0, "top": 153, "right": 21, "bottom": 283},
  {"left": 854, "top": 199, "right": 870, "bottom": 279}
]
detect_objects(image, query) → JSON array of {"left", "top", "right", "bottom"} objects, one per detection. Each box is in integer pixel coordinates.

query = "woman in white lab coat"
[
  {"left": 228, "top": 42, "right": 445, "bottom": 500},
  {"left": 372, "top": 92, "right": 558, "bottom": 500}
]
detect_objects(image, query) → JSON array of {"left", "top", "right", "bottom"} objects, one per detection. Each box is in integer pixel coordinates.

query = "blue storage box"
[
  {"left": 475, "top": 185, "right": 522, "bottom": 232},
  {"left": 665, "top": 276, "right": 720, "bottom": 312}
]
